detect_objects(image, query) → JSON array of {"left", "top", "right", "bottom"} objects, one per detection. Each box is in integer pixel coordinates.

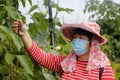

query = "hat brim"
[{"left": 61, "top": 24, "right": 107, "bottom": 45}]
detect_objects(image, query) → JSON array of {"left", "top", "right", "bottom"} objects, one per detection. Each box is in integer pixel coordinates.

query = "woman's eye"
[
  {"left": 79, "top": 37, "right": 82, "bottom": 39},
  {"left": 79, "top": 36, "right": 88, "bottom": 40},
  {"left": 79, "top": 36, "right": 84, "bottom": 39}
]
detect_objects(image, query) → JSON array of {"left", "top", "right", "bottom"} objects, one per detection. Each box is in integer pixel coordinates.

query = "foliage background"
[
  {"left": 84, "top": 0, "right": 120, "bottom": 79},
  {"left": 0, "top": 0, "right": 120, "bottom": 80}
]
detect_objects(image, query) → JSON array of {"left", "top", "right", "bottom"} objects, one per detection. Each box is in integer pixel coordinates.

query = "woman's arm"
[
  {"left": 12, "top": 20, "right": 65, "bottom": 74},
  {"left": 26, "top": 42, "right": 65, "bottom": 74}
]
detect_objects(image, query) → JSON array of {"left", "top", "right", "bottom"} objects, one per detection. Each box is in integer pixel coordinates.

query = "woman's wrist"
[
  {"left": 20, "top": 31, "right": 33, "bottom": 49},
  {"left": 20, "top": 31, "right": 28, "bottom": 38}
]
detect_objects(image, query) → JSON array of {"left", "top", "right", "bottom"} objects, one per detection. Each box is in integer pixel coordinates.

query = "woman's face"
[{"left": 73, "top": 33, "right": 91, "bottom": 52}]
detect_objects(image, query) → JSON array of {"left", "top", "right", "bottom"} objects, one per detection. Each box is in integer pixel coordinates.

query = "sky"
[
  {"left": 19, "top": 0, "right": 90, "bottom": 24},
  {"left": 57, "top": 0, "right": 90, "bottom": 23},
  {"left": 19, "top": 0, "right": 120, "bottom": 24}
]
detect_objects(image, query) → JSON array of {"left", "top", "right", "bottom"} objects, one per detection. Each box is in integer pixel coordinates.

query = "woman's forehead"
[
  {"left": 74, "top": 33, "right": 87, "bottom": 36},
  {"left": 73, "top": 28, "right": 92, "bottom": 36}
]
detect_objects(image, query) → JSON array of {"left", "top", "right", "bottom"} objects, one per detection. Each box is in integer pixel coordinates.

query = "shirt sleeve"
[
  {"left": 25, "top": 41, "right": 66, "bottom": 74},
  {"left": 102, "top": 65, "right": 115, "bottom": 80}
]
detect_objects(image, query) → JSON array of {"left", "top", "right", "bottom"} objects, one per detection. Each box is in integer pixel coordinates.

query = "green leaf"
[
  {"left": 52, "top": 3, "right": 74, "bottom": 14},
  {"left": 6, "top": 0, "right": 15, "bottom": 6},
  {"left": 4, "top": 6, "right": 20, "bottom": 20},
  {"left": 0, "top": 65, "right": 9, "bottom": 74},
  {"left": 0, "top": 45, "right": 4, "bottom": 53},
  {"left": 20, "top": 0, "right": 26, "bottom": 7},
  {"left": 24, "top": 73, "right": 34, "bottom": 80},
  {"left": 16, "top": 55, "right": 34, "bottom": 76},
  {"left": 43, "top": 72, "right": 56, "bottom": 80},
  {"left": 0, "top": 31, "right": 6, "bottom": 41},
  {"left": 0, "top": 10, "right": 6, "bottom": 21},
  {"left": 34, "top": 70, "right": 46, "bottom": 80},
  {"left": 28, "top": 5, "right": 38, "bottom": 14},
  {"left": 28, "top": 0, "right": 32, "bottom": 6},
  {"left": 0, "top": 25, "right": 22, "bottom": 51},
  {"left": 5, "top": 53, "right": 15, "bottom": 65}
]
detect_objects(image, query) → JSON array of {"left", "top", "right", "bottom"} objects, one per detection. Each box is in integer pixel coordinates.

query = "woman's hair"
[{"left": 73, "top": 28, "right": 93, "bottom": 41}]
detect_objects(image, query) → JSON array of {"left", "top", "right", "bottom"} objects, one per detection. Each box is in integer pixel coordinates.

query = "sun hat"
[{"left": 61, "top": 21, "right": 107, "bottom": 44}]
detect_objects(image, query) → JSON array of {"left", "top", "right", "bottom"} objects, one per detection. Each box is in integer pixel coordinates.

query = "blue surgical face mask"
[{"left": 72, "top": 38, "right": 89, "bottom": 56}]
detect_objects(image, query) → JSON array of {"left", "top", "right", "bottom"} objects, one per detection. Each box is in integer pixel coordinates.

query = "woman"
[{"left": 12, "top": 20, "right": 114, "bottom": 80}]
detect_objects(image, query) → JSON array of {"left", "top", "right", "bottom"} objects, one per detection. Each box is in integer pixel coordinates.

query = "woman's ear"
[{"left": 91, "top": 35, "right": 97, "bottom": 41}]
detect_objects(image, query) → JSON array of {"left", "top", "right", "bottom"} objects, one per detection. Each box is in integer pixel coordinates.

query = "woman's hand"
[
  {"left": 12, "top": 19, "right": 32, "bottom": 49},
  {"left": 12, "top": 20, "right": 27, "bottom": 36}
]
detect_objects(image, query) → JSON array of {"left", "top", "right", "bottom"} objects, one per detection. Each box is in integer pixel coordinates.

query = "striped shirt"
[{"left": 25, "top": 42, "right": 115, "bottom": 80}]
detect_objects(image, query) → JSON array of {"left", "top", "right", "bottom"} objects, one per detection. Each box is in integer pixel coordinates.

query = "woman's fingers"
[
  {"left": 12, "top": 27, "right": 18, "bottom": 31},
  {"left": 12, "top": 22, "right": 19, "bottom": 29},
  {"left": 12, "top": 19, "right": 26, "bottom": 36},
  {"left": 16, "top": 20, "right": 23, "bottom": 28},
  {"left": 12, "top": 27, "right": 18, "bottom": 33},
  {"left": 14, "top": 30, "right": 19, "bottom": 34},
  {"left": 12, "top": 24, "right": 18, "bottom": 28},
  {"left": 12, "top": 21, "right": 20, "bottom": 34},
  {"left": 12, "top": 20, "right": 23, "bottom": 28}
]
